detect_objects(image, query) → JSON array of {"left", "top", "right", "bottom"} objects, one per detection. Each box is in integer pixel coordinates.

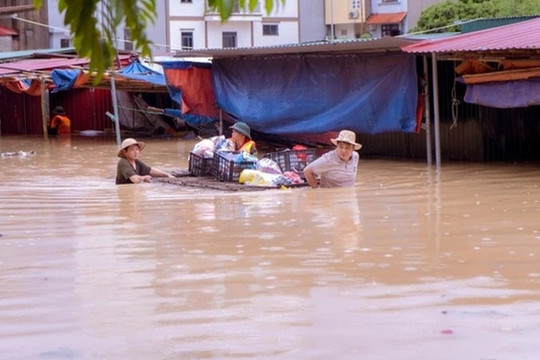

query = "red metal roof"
[
  {"left": 0, "top": 25, "right": 17, "bottom": 36},
  {"left": 366, "top": 12, "right": 406, "bottom": 25},
  {"left": 402, "top": 17, "right": 540, "bottom": 54},
  {"left": 0, "top": 58, "right": 90, "bottom": 72}
]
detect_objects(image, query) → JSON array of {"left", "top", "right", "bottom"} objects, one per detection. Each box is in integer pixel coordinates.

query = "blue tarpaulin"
[
  {"left": 118, "top": 61, "right": 166, "bottom": 86},
  {"left": 50, "top": 69, "right": 81, "bottom": 92},
  {"left": 464, "top": 78, "right": 540, "bottom": 108},
  {"left": 211, "top": 53, "right": 418, "bottom": 135}
]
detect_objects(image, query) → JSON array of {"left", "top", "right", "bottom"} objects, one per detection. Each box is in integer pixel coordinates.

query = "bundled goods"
[
  {"left": 239, "top": 169, "right": 295, "bottom": 187},
  {"left": 212, "top": 151, "right": 257, "bottom": 182},
  {"left": 190, "top": 136, "right": 236, "bottom": 176},
  {"left": 263, "top": 145, "right": 316, "bottom": 177}
]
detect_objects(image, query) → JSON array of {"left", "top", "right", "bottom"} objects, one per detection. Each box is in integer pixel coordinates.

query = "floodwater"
[{"left": 1, "top": 135, "right": 539, "bottom": 360}]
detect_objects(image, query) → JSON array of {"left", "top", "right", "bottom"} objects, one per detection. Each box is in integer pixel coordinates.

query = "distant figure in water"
[
  {"left": 115, "top": 138, "right": 175, "bottom": 185},
  {"left": 48, "top": 106, "right": 71, "bottom": 135},
  {"left": 303, "top": 130, "right": 361, "bottom": 188}
]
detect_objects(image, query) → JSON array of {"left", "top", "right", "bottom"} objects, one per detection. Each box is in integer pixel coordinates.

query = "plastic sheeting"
[
  {"left": 464, "top": 79, "right": 540, "bottom": 108},
  {"left": 50, "top": 69, "right": 82, "bottom": 92},
  {"left": 162, "top": 61, "right": 218, "bottom": 118},
  {"left": 117, "top": 61, "right": 166, "bottom": 85},
  {"left": 211, "top": 53, "right": 418, "bottom": 135}
]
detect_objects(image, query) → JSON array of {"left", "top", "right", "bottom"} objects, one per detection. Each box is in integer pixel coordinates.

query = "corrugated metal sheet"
[
  {"left": 175, "top": 37, "right": 418, "bottom": 58},
  {"left": 0, "top": 58, "right": 90, "bottom": 72},
  {"left": 402, "top": 17, "right": 540, "bottom": 54},
  {"left": 461, "top": 15, "right": 540, "bottom": 33}
]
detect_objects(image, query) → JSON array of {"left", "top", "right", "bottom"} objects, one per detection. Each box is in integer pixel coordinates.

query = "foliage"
[
  {"left": 207, "top": 0, "right": 285, "bottom": 20},
  {"left": 412, "top": 0, "right": 540, "bottom": 33},
  {"left": 32, "top": 0, "right": 285, "bottom": 81}
]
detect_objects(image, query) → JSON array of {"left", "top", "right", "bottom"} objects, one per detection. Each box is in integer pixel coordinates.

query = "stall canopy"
[
  {"left": 402, "top": 17, "right": 540, "bottom": 108},
  {"left": 161, "top": 60, "right": 219, "bottom": 120},
  {"left": 175, "top": 37, "right": 419, "bottom": 135},
  {"left": 211, "top": 52, "right": 418, "bottom": 135}
]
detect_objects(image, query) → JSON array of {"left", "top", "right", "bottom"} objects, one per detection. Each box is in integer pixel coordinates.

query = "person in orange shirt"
[
  {"left": 228, "top": 121, "right": 257, "bottom": 155},
  {"left": 48, "top": 106, "right": 71, "bottom": 135}
]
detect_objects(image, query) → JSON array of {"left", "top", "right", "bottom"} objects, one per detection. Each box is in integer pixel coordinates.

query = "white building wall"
[
  {"left": 48, "top": 0, "right": 71, "bottom": 48},
  {"left": 168, "top": 0, "right": 206, "bottom": 16},
  {"left": 254, "top": 20, "right": 299, "bottom": 46},
  {"left": 206, "top": 21, "right": 252, "bottom": 48},
  {"left": 371, "top": 0, "right": 407, "bottom": 14},
  {"left": 169, "top": 21, "right": 206, "bottom": 51}
]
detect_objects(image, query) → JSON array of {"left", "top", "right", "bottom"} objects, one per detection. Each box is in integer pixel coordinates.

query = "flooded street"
[{"left": 1, "top": 135, "right": 539, "bottom": 360}]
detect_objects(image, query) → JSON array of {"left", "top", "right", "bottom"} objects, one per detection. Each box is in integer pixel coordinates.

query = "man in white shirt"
[{"left": 303, "top": 130, "right": 362, "bottom": 188}]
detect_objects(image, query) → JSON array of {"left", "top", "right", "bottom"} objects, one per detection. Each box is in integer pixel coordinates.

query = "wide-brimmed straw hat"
[
  {"left": 331, "top": 130, "right": 362, "bottom": 150},
  {"left": 229, "top": 121, "right": 251, "bottom": 139},
  {"left": 53, "top": 106, "right": 65, "bottom": 115},
  {"left": 117, "top": 138, "right": 146, "bottom": 158}
]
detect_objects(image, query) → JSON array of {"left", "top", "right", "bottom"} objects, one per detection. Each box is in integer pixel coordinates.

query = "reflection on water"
[{"left": 1, "top": 135, "right": 539, "bottom": 359}]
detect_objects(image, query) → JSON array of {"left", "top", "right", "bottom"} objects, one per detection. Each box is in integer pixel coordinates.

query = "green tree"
[
  {"left": 412, "top": 0, "right": 540, "bottom": 33},
  {"left": 32, "top": 0, "right": 284, "bottom": 80}
]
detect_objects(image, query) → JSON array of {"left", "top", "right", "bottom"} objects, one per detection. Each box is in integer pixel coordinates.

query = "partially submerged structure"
[{"left": 403, "top": 16, "right": 540, "bottom": 163}]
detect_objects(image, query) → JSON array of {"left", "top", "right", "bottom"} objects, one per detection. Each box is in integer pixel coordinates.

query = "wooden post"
[{"left": 40, "top": 78, "right": 49, "bottom": 140}]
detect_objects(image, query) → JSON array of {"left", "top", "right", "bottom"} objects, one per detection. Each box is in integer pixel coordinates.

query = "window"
[
  {"left": 60, "top": 38, "right": 71, "bottom": 48},
  {"left": 181, "top": 30, "right": 194, "bottom": 50},
  {"left": 180, "top": 0, "right": 192, "bottom": 3},
  {"left": 381, "top": 24, "right": 400, "bottom": 37},
  {"left": 222, "top": 32, "right": 237, "bottom": 48},
  {"left": 263, "top": 24, "right": 279, "bottom": 36},
  {"left": 381, "top": 0, "right": 398, "bottom": 3},
  {"left": 124, "top": 29, "right": 133, "bottom": 51}
]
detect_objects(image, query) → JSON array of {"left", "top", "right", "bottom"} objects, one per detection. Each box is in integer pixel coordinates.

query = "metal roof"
[
  {"left": 0, "top": 58, "right": 90, "bottom": 72},
  {"left": 0, "top": 25, "right": 17, "bottom": 36},
  {"left": 460, "top": 15, "right": 540, "bottom": 33},
  {"left": 402, "top": 16, "right": 540, "bottom": 58},
  {"left": 175, "top": 37, "right": 418, "bottom": 59},
  {"left": 366, "top": 12, "right": 407, "bottom": 25}
]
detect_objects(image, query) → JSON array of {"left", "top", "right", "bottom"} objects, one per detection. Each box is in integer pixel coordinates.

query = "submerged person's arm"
[{"left": 150, "top": 167, "right": 175, "bottom": 178}]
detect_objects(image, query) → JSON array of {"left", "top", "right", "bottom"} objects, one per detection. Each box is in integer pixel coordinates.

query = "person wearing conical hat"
[
  {"left": 303, "top": 130, "right": 362, "bottom": 188},
  {"left": 115, "top": 138, "right": 174, "bottom": 184}
]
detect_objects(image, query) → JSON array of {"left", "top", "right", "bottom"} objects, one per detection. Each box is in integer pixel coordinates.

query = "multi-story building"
[
  {"left": 0, "top": 0, "right": 48, "bottom": 51},
  {"left": 167, "top": 0, "right": 306, "bottom": 51},
  {"left": 47, "top": 0, "right": 168, "bottom": 54},
  {"left": 2, "top": 0, "right": 446, "bottom": 54},
  {"left": 325, "top": 0, "right": 446, "bottom": 40}
]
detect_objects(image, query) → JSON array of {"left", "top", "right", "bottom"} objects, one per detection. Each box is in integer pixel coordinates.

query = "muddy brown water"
[{"left": 1, "top": 135, "right": 539, "bottom": 360}]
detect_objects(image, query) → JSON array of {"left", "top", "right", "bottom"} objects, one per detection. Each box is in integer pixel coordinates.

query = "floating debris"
[{"left": 1, "top": 150, "right": 36, "bottom": 158}]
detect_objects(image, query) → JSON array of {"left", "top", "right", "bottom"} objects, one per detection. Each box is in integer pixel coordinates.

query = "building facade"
[
  {"left": 0, "top": 0, "right": 49, "bottom": 51},
  {"left": 324, "top": 0, "right": 447, "bottom": 40},
  {"left": 167, "top": 0, "right": 304, "bottom": 51}
]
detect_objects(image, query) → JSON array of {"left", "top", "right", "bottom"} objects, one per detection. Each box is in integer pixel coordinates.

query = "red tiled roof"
[
  {"left": 366, "top": 12, "right": 406, "bottom": 25},
  {"left": 402, "top": 17, "right": 540, "bottom": 54},
  {"left": 0, "top": 25, "right": 17, "bottom": 36}
]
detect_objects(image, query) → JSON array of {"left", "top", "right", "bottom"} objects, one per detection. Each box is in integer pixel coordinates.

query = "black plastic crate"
[
  {"left": 263, "top": 148, "right": 316, "bottom": 174},
  {"left": 212, "top": 151, "right": 257, "bottom": 182},
  {"left": 188, "top": 151, "right": 213, "bottom": 176}
]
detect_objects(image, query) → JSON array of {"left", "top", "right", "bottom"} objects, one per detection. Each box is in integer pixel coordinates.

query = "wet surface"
[{"left": 1, "top": 135, "right": 539, "bottom": 359}]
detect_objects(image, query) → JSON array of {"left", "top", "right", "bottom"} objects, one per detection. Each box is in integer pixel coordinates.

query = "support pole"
[
  {"left": 422, "top": 55, "right": 432, "bottom": 166},
  {"left": 40, "top": 78, "right": 49, "bottom": 140},
  {"left": 431, "top": 53, "right": 441, "bottom": 168},
  {"left": 111, "top": 74, "right": 121, "bottom": 146}
]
